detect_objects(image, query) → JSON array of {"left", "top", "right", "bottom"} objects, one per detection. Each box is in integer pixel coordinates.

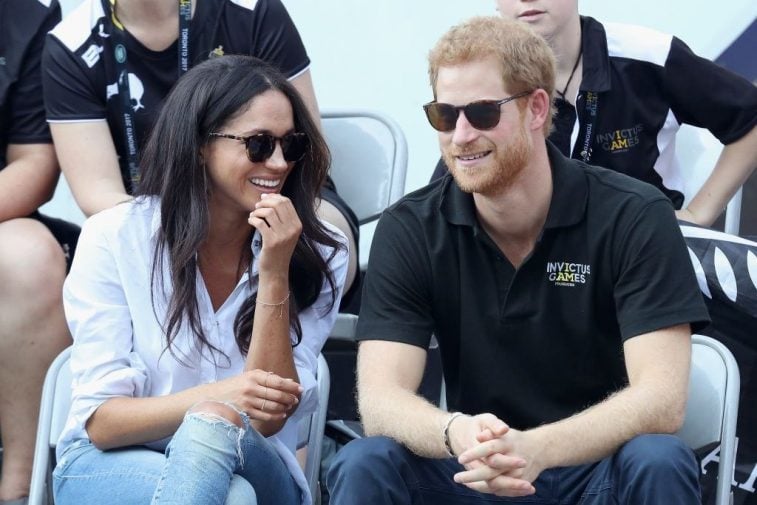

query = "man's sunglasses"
[
  {"left": 209, "top": 132, "right": 309, "bottom": 163},
  {"left": 422, "top": 91, "right": 532, "bottom": 132}
]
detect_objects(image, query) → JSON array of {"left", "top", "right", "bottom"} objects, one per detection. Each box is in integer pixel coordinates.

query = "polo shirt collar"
[
  {"left": 439, "top": 174, "right": 479, "bottom": 227},
  {"left": 579, "top": 16, "right": 612, "bottom": 93},
  {"left": 543, "top": 141, "right": 588, "bottom": 229},
  {"left": 439, "top": 141, "right": 588, "bottom": 230}
]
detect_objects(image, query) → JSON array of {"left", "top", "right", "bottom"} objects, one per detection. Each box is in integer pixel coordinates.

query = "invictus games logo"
[
  {"left": 596, "top": 124, "right": 643, "bottom": 153},
  {"left": 546, "top": 261, "right": 591, "bottom": 287}
]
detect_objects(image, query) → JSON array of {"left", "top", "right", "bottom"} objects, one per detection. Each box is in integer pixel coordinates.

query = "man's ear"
[{"left": 528, "top": 89, "right": 551, "bottom": 133}]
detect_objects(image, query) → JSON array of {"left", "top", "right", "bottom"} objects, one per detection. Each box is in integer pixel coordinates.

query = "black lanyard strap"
[
  {"left": 579, "top": 91, "right": 598, "bottom": 163},
  {"left": 110, "top": 0, "right": 192, "bottom": 188}
]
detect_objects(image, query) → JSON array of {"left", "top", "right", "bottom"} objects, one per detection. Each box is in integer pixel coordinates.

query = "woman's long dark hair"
[{"left": 136, "top": 55, "right": 341, "bottom": 360}]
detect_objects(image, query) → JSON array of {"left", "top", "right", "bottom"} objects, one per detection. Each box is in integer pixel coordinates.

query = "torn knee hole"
[{"left": 187, "top": 401, "right": 244, "bottom": 428}]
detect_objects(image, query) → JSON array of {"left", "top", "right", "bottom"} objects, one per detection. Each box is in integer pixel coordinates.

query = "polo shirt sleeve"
[
  {"left": 243, "top": 0, "right": 310, "bottom": 79},
  {"left": 42, "top": 34, "right": 106, "bottom": 122},
  {"left": 6, "top": 1, "right": 60, "bottom": 145},
  {"left": 612, "top": 197, "right": 710, "bottom": 340},
  {"left": 356, "top": 210, "right": 435, "bottom": 349},
  {"left": 663, "top": 36, "right": 757, "bottom": 145}
]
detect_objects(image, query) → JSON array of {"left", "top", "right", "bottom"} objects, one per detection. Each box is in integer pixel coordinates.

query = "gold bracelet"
[
  {"left": 255, "top": 292, "right": 290, "bottom": 319},
  {"left": 442, "top": 412, "right": 465, "bottom": 458}
]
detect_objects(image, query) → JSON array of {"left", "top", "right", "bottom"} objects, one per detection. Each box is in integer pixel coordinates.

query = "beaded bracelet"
[
  {"left": 256, "top": 292, "right": 290, "bottom": 319},
  {"left": 442, "top": 412, "right": 465, "bottom": 457}
]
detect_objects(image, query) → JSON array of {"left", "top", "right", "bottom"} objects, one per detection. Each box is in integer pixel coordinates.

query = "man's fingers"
[
  {"left": 461, "top": 475, "right": 535, "bottom": 497},
  {"left": 485, "top": 453, "right": 527, "bottom": 471},
  {"left": 458, "top": 439, "right": 506, "bottom": 465},
  {"left": 477, "top": 414, "right": 509, "bottom": 438},
  {"left": 454, "top": 463, "right": 502, "bottom": 484}
]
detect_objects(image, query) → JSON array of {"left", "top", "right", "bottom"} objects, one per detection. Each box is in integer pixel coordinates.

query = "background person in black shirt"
[{"left": 0, "top": 1, "right": 77, "bottom": 503}]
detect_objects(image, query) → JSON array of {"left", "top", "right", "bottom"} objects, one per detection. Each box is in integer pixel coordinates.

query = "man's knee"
[
  {"left": 332, "top": 436, "right": 406, "bottom": 475},
  {"left": 617, "top": 434, "right": 698, "bottom": 477}
]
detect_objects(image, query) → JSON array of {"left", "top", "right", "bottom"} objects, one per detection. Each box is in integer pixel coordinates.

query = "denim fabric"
[
  {"left": 53, "top": 408, "right": 300, "bottom": 505},
  {"left": 327, "top": 434, "right": 701, "bottom": 504}
]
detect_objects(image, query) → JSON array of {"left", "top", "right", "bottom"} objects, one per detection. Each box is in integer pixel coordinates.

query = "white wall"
[{"left": 45, "top": 0, "right": 757, "bottom": 224}]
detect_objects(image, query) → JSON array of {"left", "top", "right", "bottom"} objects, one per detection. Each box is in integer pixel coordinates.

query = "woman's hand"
[
  {"left": 248, "top": 193, "right": 302, "bottom": 276},
  {"left": 207, "top": 369, "right": 302, "bottom": 421}
]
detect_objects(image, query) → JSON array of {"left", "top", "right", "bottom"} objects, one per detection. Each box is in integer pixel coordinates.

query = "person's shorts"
[
  {"left": 320, "top": 177, "right": 360, "bottom": 311},
  {"left": 29, "top": 211, "right": 81, "bottom": 272}
]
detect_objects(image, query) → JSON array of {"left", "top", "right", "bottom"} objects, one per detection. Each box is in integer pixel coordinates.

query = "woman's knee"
[
  {"left": 225, "top": 475, "right": 257, "bottom": 505},
  {"left": 186, "top": 401, "right": 244, "bottom": 428}
]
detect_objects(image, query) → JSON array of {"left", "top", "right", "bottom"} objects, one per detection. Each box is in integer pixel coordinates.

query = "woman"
[
  {"left": 43, "top": 0, "right": 359, "bottom": 301},
  {"left": 54, "top": 55, "right": 347, "bottom": 505}
]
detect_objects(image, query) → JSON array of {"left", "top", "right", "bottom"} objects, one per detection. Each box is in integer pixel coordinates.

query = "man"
[
  {"left": 0, "top": 1, "right": 76, "bottom": 503},
  {"left": 431, "top": 1, "right": 757, "bottom": 229},
  {"left": 328, "top": 16, "right": 710, "bottom": 504}
]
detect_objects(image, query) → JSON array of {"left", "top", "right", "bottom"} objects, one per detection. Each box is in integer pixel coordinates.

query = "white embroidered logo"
[{"left": 81, "top": 44, "right": 103, "bottom": 68}]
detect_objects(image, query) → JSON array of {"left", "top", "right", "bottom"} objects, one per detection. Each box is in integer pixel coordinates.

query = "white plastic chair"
[
  {"left": 676, "top": 334, "right": 740, "bottom": 505},
  {"left": 321, "top": 109, "right": 408, "bottom": 270},
  {"left": 29, "top": 347, "right": 331, "bottom": 505}
]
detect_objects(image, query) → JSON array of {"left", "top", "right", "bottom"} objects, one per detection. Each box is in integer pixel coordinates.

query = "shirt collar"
[
  {"left": 543, "top": 141, "right": 588, "bottom": 229},
  {"left": 439, "top": 141, "right": 588, "bottom": 230},
  {"left": 579, "top": 16, "right": 612, "bottom": 93}
]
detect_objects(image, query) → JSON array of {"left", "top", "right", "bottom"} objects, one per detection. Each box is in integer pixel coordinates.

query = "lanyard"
[
  {"left": 577, "top": 91, "right": 598, "bottom": 163},
  {"left": 109, "top": 0, "right": 192, "bottom": 188}
]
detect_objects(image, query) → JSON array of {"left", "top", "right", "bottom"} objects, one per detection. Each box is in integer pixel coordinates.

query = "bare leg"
[
  {"left": 0, "top": 219, "right": 71, "bottom": 500},
  {"left": 316, "top": 199, "right": 357, "bottom": 294}
]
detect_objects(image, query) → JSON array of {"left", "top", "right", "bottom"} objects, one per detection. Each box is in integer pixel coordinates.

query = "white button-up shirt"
[{"left": 60, "top": 197, "right": 348, "bottom": 505}]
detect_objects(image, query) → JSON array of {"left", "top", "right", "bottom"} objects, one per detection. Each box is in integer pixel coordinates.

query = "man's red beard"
[{"left": 443, "top": 122, "right": 531, "bottom": 196}]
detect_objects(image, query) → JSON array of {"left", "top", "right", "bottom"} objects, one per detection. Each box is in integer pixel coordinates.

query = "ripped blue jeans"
[{"left": 53, "top": 404, "right": 301, "bottom": 505}]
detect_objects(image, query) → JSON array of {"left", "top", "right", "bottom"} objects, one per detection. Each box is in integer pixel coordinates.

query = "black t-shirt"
[
  {"left": 0, "top": 0, "right": 60, "bottom": 169},
  {"left": 42, "top": 0, "right": 309, "bottom": 191},
  {"left": 358, "top": 142, "right": 710, "bottom": 430}
]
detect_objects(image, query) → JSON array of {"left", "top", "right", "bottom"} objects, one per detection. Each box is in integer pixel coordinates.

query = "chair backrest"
[
  {"left": 676, "top": 334, "right": 740, "bottom": 505},
  {"left": 304, "top": 354, "right": 330, "bottom": 502},
  {"left": 321, "top": 109, "right": 408, "bottom": 270},
  {"left": 30, "top": 347, "right": 330, "bottom": 505},
  {"left": 29, "top": 346, "right": 71, "bottom": 505}
]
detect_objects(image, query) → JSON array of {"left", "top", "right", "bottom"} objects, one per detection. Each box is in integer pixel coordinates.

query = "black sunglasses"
[
  {"left": 209, "top": 132, "right": 309, "bottom": 163},
  {"left": 423, "top": 91, "right": 532, "bottom": 132}
]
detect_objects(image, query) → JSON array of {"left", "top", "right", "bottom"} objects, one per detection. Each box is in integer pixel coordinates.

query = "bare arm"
[
  {"left": 0, "top": 143, "right": 59, "bottom": 221},
  {"left": 677, "top": 125, "right": 757, "bottom": 226},
  {"left": 50, "top": 121, "right": 131, "bottom": 216},
  {"left": 243, "top": 194, "right": 306, "bottom": 434},
  {"left": 357, "top": 339, "right": 458, "bottom": 458},
  {"left": 454, "top": 324, "right": 692, "bottom": 494},
  {"left": 86, "top": 367, "right": 301, "bottom": 450}
]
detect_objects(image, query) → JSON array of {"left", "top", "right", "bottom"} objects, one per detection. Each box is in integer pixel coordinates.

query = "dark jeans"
[{"left": 327, "top": 434, "right": 700, "bottom": 504}]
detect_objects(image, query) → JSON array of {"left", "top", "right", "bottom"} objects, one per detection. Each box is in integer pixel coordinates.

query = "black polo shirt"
[{"left": 358, "top": 142, "right": 710, "bottom": 431}]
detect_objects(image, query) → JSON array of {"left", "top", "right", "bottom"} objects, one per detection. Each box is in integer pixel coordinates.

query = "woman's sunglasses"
[
  {"left": 422, "top": 91, "right": 532, "bottom": 132},
  {"left": 209, "top": 132, "right": 309, "bottom": 163}
]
